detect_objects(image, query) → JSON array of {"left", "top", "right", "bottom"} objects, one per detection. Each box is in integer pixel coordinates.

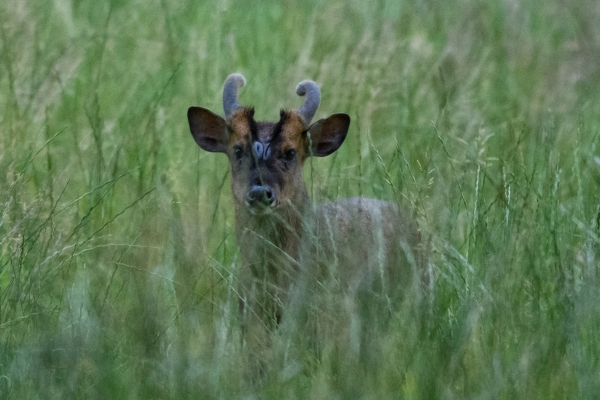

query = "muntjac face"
[
  {"left": 227, "top": 108, "right": 309, "bottom": 214},
  {"left": 188, "top": 105, "right": 350, "bottom": 215}
]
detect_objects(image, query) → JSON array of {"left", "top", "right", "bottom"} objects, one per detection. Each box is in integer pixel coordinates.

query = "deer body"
[{"left": 188, "top": 74, "right": 423, "bottom": 337}]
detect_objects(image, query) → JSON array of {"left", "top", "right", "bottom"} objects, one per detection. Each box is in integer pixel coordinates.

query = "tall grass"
[{"left": 1, "top": 0, "right": 599, "bottom": 397}]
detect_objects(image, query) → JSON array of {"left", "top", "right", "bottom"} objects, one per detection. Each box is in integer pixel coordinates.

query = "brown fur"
[{"left": 187, "top": 82, "right": 425, "bottom": 357}]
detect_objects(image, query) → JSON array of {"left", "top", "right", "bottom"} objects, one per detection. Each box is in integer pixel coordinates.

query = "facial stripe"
[
  {"left": 242, "top": 107, "right": 258, "bottom": 142},
  {"left": 270, "top": 110, "right": 289, "bottom": 145}
]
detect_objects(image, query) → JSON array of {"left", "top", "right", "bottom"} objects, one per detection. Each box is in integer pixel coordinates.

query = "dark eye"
[
  {"left": 283, "top": 149, "right": 296, "bottom": 162},
  {"left": 233, "top": 146, "right": 243, "bottom": 161}
]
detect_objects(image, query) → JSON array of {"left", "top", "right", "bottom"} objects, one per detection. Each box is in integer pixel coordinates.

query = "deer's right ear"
[{"left": 187, "top": 106, "right": 229, "bottom": 153}]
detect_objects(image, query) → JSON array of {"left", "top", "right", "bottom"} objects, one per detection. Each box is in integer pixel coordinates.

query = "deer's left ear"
[
  {"left": 306, "top": 113, "right": 350, "bottom": 157},
  {"left": 188, "top": 106, "right": 229, "bottom": 153}
]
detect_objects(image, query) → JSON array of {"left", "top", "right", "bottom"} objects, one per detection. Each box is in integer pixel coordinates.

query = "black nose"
[{"left": 246, "top": 185, "right": 275, "bottom": 207}]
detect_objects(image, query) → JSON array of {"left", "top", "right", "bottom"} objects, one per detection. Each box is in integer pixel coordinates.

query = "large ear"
[
  {"left": 187, "top": 106, "right": 228, "bottom": 153},
  {"left": 307, "top": 113, "right": 350, "bottom": 157}
]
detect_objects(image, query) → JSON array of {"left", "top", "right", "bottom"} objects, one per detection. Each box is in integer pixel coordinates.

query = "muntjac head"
[{"left": 187, "top": 73, "right": 350, "bottom": 216}]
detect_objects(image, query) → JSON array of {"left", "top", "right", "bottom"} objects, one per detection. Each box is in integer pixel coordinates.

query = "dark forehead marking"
[
  {"left": 250, "top": 110, "right": 290, "bottom": 149},
  {"left": 241, "top": 109, "right": 294, "bottom": 148},
  {"left": 272, "top": 110, "right": 290, "bottom": 142},
  {"left": 242, "top": 107, "right": 259, "bottom": 142}
]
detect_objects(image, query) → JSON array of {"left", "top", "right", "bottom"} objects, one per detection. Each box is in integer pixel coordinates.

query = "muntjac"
[{"left": 187, "top": 73, "right": 425, "bottom": 345}]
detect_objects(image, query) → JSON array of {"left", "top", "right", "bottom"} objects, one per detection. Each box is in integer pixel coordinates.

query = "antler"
[
  {"left": 296, "top": 80, "right": 320, "bottom": 125},
  {"left": 223, "top": 73, "right": 246, "bottom": 119}
]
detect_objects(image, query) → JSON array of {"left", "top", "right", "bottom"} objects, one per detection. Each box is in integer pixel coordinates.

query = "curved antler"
[
  {"left": 296, "top": 80, "right": 320, "bottom": 125},
  {"left": 223, "top": 73, "right": 246, "bottom": 119}
]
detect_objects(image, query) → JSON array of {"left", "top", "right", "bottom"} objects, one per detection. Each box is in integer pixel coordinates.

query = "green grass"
[{"left": 1, "top": 0, "right": 600, "bottom": 398}]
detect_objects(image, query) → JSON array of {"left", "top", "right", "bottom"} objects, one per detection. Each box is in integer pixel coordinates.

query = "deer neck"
[{"left": 234, "top": 192, "right": 313, "bottom": 276}]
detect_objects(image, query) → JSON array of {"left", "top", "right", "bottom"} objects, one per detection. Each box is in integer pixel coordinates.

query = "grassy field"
[{"left": 1, "top": 0, "right": 600, "bottom": 398}]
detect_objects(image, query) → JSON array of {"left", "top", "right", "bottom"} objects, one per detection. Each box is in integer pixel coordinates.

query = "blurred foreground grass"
[{"left": 1, "top": 0, "right": 600, "bottom": 398}]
